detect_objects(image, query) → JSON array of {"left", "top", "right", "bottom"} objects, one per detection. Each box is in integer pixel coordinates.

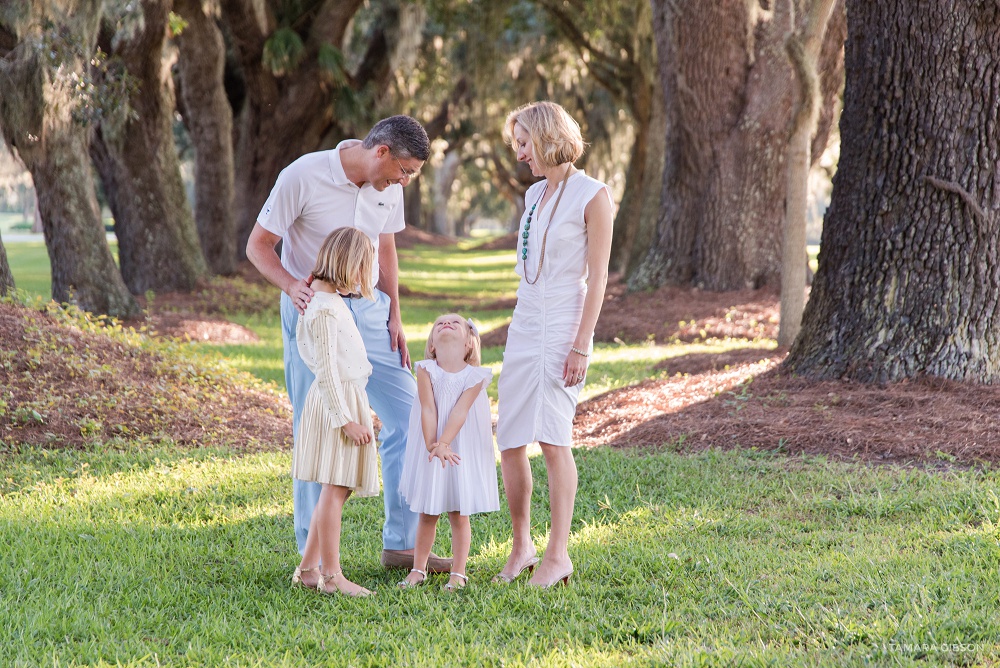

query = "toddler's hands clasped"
[
  {"left": 343, "top": 421, "right": 373, "bottom": 446},
  {"left": 428, "top": 441, "right": 461, "bottom": 468}
]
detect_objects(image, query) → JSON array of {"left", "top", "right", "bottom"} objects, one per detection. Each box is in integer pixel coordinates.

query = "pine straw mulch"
[
  {"left": 128, "top": 262, "right": 277, "bottom": 344},
  {"left": 574, "top": 350, "right": 1000, "bottom": 466},
  {"left": 394, "top": 226, "right": 456, "bottom": 249},
  {"left": 0, "top": 302, "right": 291, "bottom": 451},
  {"left": 480, "top": 281, "right": 779, "bottom": 348},
  {"left": 5, "top": 263, "right": 999, "bottom": 466}
]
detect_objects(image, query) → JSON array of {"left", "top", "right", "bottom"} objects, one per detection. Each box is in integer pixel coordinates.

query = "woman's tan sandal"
[
  {"left": 291, "top": 565, "right": 320, "bottom": 588},
  {"left": 318, "top": 570, "right": 374, "bottom": 597}
]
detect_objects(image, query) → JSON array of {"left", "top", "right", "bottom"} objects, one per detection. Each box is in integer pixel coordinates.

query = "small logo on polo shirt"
[{"left": 378, "top": 202, "right": 385, "bottom": 207}]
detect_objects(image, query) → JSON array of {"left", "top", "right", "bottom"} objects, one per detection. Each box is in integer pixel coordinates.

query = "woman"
[{"left": 494, "top": 101, "right": 614, "bottom": 588}]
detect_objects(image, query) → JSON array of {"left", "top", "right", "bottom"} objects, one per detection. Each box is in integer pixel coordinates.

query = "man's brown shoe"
[{"left": 380, "top": 549, "right": 453, "bottom": 574}]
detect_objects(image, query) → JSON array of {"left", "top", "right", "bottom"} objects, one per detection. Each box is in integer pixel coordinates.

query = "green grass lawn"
[
  {"left": 2, "top": 445, "right": 997, "bottom": 666},
  {"left": 4, "top": 241, "right": 51, "bottom": 299},
  {"left": 3, "top": 240, "right": 998, "bottom": 666}
]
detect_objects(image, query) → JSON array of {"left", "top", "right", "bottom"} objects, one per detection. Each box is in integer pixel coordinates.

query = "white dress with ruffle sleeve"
[{"left": 399, "top": 360, "right": 500, "bottom": 515}]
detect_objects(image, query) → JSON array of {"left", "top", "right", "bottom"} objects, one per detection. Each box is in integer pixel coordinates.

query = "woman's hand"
[
  {"left": 428, "top": 442, "right": 461, "bottom": 467},
  {"left": 562, "top": 348, "right": 588, "bottom": 387},
  {"left": 343, "top": 421, "right": 373, "bottom": 446}
]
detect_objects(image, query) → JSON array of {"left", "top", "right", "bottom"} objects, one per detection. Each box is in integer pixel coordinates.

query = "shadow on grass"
[{"left": 4, "top": 445, "right": 1000, "bottom": 665}]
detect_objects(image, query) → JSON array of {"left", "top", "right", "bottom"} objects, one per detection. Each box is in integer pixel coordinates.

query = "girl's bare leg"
[
  {"left": 315, "top": 484, "right": 370, "bottom": 596},
  {"left": 446, "top": 511, "right": 471, "bottom": 589},
  {"left": 401, "top": 513, "right": 438, "bottom": 586},
  {"left": 296, "top": 492, "right": 323, "bottom": 587}
]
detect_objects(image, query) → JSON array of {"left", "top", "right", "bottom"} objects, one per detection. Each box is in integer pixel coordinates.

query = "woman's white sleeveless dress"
[
  {"left": 399, "top": 360, "right": 500, "bottom": 515},
  {"left": 496, "top": 171, "right": 610, "bottom": 449}
]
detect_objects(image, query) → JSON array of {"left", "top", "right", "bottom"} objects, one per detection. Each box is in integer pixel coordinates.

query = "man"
[{"left": 247, "top": 115, "right": 451, "bottom": 580}]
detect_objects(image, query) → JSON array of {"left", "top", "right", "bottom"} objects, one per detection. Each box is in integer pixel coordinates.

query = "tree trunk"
[
  {"left": 0, "top": 234, "right": 14, "bottom": 297},
  {"left": 31, "top": 191, "right": 42, "bottom": 233},
  {"left": 432, "top": 149, "right": 461, "bottom": 237},
  {"left": 605, "top": 3, "right": 664, "bottom": 276},
  {"left": 778, "top": 0, "right": 841, "bottom": 347},
  {"left": 611, "top": 74, "right": 666, "bottom": 275},
  {"left": 229, "top": 67, "right": 343, "bottom": 259},
  {"left": 786, "top": 0, "right": 1000, "bottom": 382},
  {"left": 174, "top": 0, "right": 237, "bottom": 275},
  {"left": 91, "top": 0, "right": 207, "bottom": 295},
  {"left": 220, "top": 0, "right": 421, "bottom": 258},
  {"left": 538, "top": 0, "right": 664, "bottom": 276},
  {"left": 403, "top": 175, "right": 424, "bottom": 231},
  {"left": 631, "top": 0, "right": 845, "bottom": 292},
  {"left": 0, "top": 5, "right": 140, "bottom": 317}
]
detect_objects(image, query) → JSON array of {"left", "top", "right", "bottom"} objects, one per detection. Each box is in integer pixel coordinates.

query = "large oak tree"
[
  {"left": 786, "top": 0, "right": 1000, "bottom": 382},
  {"left": 540, "top": 0, "right": 664, "bottom": 276},
  {"left": 0, "top": 2, "right": 140, "bottom": 317},
  {"left": 220, "top": 0, "right": 423, "bottom": 256},
  {"left": 91, "top": 0, "right": 207, "bottom": 295},
  {"left": 174, "top": 0, "right": 237, "bottom": 275},
  {"left": 631, "top": 0, "right": 845, "bottom": 292}
]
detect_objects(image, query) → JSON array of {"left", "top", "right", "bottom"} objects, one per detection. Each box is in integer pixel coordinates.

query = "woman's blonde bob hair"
[
  {"left": 503, "top": 101, "right": 586, "bottom": 169},
  {"left": 424, "top": 314, "right": 482, "bottom": 366},
  {"left": 309, "top": 227, "right": 375, "bottom": 299}
]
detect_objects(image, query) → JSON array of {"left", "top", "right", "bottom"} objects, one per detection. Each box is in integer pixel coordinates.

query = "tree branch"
[
  {"left": 424, "top": 77, "right": 469, "bottom": 142},
  {"left": 924, "top": 175, "right": 992, "bottom": 226},
  {"left": 218, "top": 0, "right": 274, "bottom": 102},
  {"left": 489, "top": 147, "right": 526, "bottom": 195},
  {"left": 537, "top": 0, "right": 632, "bottom": 93},
  {"left": 308, "top": 0, "right": 365, "bottom": 48}
]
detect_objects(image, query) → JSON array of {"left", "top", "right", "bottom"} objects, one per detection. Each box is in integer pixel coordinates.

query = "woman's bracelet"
[{"left": 570, "top": 346, "right": 590, "bottom": 357}]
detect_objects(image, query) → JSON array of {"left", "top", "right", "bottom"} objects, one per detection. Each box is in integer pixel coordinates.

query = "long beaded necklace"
[{"left": 521, "top": 167, "right": 573, "bottom": 285}]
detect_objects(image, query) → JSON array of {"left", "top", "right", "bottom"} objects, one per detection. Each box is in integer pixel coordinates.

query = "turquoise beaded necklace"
[
  {"left": 521, "top": 167, "right": 574, "bottom": 285},
  {"left": 520, "top": 188, "right": 545, "bottom": 261}
]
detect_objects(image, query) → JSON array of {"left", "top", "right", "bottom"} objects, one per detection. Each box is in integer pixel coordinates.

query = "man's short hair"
[{"left": 362, "top": 115, "right": 430, "bottom": 161}]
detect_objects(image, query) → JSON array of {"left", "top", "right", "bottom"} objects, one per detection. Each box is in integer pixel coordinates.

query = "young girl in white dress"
[
  {"left": 397, "top": 314, "right": 499, "bottom": 591},
  {"left": 291, "top": 227, "right": 378, "bottom": 597}
]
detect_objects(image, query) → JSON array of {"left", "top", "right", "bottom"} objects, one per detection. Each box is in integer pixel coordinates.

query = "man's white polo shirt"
[{"left": 257, "top": 139, "right": 405, "bottom": 284}]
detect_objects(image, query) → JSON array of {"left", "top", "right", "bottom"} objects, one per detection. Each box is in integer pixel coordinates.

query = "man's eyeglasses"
[{"left": 393, "top": 156, "right": 421, "bottom": 181}]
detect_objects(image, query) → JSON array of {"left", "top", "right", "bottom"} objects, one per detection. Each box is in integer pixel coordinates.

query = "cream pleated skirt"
[{"left": 291, "top": 379, "right": 379, "bottom": 496}]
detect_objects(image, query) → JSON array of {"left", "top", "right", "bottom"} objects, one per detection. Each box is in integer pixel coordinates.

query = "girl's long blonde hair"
[{"left": 309, "top": 227, "right": 375, "bottom": 299}]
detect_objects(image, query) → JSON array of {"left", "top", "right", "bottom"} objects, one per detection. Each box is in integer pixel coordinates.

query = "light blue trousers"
[{"left": 282, "top": 290, "right": 418, "bottom": 553}]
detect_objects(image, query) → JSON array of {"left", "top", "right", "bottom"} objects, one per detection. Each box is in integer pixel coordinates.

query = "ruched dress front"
[
  {"left": 399, "top": 360, "right": 499, "bottom": 516},
  {"left": 292, "top": 292, "right": 378, "bottom": 496},
  {"left": 496, "top": 171, "right": 610, "bottom": 450}
]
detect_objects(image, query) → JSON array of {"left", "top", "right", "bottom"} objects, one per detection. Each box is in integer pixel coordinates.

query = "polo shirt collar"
[{"left": 328, "top": 139, "right": 364, "bottom": 187}]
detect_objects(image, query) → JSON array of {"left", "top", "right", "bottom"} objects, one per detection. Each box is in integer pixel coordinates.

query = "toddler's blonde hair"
[
  {"left": 503, "top": 101, "right": 585, "bottom": 169},
  {"left": 425, "top": 314, "right": 482, "bottom": 366},
  {"left": 310, "top": 227, "right": 375, "bottom": 299}
]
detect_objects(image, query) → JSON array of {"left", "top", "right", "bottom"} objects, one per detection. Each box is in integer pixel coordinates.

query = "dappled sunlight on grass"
[
  {"left": 398, "top": 246, "right": 518, "bottom": 299},
  {"left": 3, "top": 442, "right": 1000, "bottom": 664},
  {"left": 6, "top": 239, "right": 1000, "bottom": 664}
]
